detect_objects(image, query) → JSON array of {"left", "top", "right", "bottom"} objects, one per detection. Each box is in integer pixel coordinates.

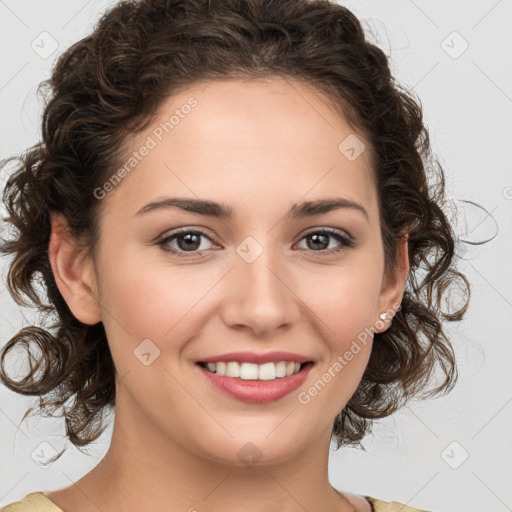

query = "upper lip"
[{"left": 197, "top": 351, "right": 314, "bottom": 365}]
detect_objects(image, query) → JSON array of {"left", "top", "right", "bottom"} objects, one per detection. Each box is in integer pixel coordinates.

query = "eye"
[
  {"left": 296, "top": 228, "right": 355, "bottom": 255},
  {"left": 158, "top": 228, "right": 216, "bottom": 258},
  {"left": 157, "top": 227, "right": 356, "bottom": 258}
]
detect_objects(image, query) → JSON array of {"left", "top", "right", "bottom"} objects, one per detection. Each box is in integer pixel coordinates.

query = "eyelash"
[{"left": 157, "top": 227, "right": 356, "bottom": 258}]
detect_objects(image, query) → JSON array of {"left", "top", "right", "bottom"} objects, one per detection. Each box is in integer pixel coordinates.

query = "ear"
[
  {"left": 48, "top": 213, "right": 102, "bottom": 325},
  {"left": 375, "top": 233, "right": 410, "bottom": 333}
]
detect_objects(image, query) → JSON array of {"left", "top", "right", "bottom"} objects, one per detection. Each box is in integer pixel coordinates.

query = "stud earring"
[{"left": 379, "top": 312, "right": 388, "bottom": 321}]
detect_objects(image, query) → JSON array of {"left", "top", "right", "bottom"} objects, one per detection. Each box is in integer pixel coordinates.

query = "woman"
[{"left": 0, "top": 0, "right": 473, "bottom": 510}]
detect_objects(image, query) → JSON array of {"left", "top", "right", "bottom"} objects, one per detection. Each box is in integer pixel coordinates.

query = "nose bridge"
[
  {"left": 237, "top": 233, "right": 289, "bottom": 301},
  {"left": 221, "top": 234, "right": 299, "bottom": 335}
]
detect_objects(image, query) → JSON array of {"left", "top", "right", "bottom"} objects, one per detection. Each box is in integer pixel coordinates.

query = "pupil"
[
  {"left": 180, "top": 233, "right": 200, "bottom": 251},
  {"left": 309, "top": 233, "right": 328, "bottom": 250}
]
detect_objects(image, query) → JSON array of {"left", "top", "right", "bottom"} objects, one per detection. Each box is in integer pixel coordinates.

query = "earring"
[{"left": 379, "top": 312, "right": 388, "bottom": 321}]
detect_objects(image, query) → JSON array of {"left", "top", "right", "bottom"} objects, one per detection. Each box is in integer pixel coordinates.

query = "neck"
[{"left": 69, "top": 387, "right": 355, "bottom": 512}]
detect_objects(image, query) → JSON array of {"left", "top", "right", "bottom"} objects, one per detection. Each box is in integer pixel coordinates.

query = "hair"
[{"left": 0, "top": 0, "right": 475, "bottom": 456}]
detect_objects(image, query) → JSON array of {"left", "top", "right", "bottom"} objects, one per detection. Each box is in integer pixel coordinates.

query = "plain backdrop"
[{"left": 0, "top": 1, "right": 511, "bottom": 511}]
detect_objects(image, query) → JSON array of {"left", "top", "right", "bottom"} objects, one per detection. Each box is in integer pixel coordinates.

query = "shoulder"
[
  {"left": 336, "top": 490, "right": 430, "bottom": 512},
  {"left": 0, "top": 492, "right": 64, "bottom": 512},
  {"left": 340, "top": 491, "right": 374, "bottom": 511},
  {"left": 366, "top": 495, "right": 432, "bottom": 512}
]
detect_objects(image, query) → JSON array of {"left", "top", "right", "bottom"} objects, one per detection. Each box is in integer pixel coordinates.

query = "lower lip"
[{"left": 196, "top": 363, "right": 314, "bottom": 403}]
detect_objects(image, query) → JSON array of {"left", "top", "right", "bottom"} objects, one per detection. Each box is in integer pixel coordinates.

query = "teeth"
[{"left": 203, "top": 361, "right": 304, "bottom": 380}]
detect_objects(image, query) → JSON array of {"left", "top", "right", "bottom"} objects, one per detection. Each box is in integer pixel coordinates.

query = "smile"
[
  {"left": 195, "top": 361, "right": 314, "bottom": 403},
  {"left": 197, "top": 360, "right": 304, "bottom": 380}
]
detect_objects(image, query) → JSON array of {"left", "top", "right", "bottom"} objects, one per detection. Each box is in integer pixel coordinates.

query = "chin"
[{"left": 218, "top": 434, "right": 310, "bottom": 468}]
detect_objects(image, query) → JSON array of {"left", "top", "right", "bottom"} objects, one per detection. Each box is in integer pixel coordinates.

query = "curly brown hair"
[{"left": 1, "top": 0, "right": 473, "bottom": 456}]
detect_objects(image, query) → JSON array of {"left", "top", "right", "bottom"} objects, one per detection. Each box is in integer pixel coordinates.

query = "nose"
[{"left": 220, "top": 246, "right": 300, "bottom": 338}]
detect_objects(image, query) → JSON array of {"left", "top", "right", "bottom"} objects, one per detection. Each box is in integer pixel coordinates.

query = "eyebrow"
[{"left": 135, "top": 196, "right": 369, "bottom": 222}]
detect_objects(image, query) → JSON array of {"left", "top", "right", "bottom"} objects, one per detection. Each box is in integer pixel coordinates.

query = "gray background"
[{"left": 0, "top": 1, "right": 511, "bottom": 511}]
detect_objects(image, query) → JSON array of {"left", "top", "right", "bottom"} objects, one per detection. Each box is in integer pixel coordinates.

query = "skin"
[{"left": 45, "top": 77, "right": 409, "bottom": 512}]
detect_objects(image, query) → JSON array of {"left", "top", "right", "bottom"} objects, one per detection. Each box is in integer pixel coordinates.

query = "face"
[{"left": 56, "top": 77, "right": 407, "bottom": 467}]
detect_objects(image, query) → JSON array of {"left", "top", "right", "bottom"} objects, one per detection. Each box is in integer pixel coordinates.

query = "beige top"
[{"left": 0, "top": 491, "right": 431, "bottom": 511}]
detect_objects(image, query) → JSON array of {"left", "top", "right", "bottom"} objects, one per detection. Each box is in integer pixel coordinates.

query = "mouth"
[
  {"left": 194, "top": 360, "right": 315, "bottom": 403},
  {"left": 196, "top": 360, "right": 313, "bottom": 380}
]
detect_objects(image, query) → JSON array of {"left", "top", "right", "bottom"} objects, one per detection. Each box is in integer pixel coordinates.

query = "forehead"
[{"left": 103, "top": 77, "right": 377, "bottom": 222}]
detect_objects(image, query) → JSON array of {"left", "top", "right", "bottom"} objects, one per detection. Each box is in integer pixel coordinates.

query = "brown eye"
[
  {"left": 297, "top": 228, "right": 355, "bottom": 255},
  {"left": 159, "top": 229, "right": 215, "bottom": 257}
]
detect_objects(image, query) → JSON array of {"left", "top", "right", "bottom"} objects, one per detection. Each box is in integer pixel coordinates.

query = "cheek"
[
  {"left": 304, "top": 262, "right": 383, "bottom": 339},
  {"left": 300, "top": 280, "right": 378, "bottom": 418},
  {"left": 94, "top": 250, "right": 221, "bottom": 363},
  {"left": 298, "top": 262, "right": 381, "bottom": 396}
]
